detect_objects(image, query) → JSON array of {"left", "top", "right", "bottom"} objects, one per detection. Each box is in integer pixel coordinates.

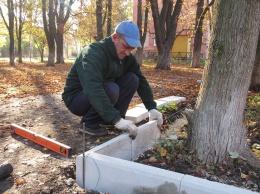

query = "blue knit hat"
[{"left": 115, "top": 21, "right": 142, "bottom": 48}]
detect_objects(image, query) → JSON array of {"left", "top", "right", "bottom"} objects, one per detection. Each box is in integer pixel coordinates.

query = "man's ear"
[{"left": 111, "top": 33, "right": 118, "bottom": 43}]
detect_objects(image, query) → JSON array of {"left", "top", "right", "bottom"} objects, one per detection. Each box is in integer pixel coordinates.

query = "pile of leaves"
[
  {"left": 136, "top": 100, "right": 260, "bottom": 193},
  {"left": 0, "top": 61, "right": 202, "bottom": 103}
]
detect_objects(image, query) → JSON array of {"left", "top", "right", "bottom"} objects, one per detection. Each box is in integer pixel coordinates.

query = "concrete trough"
[{"left": 76, "top": 96, "right": 257, "bottom": 194}]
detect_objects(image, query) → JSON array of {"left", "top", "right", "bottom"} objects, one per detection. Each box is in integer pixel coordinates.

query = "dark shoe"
[{"left": 79, "top": 125, "right": 108, "bottom": 136}]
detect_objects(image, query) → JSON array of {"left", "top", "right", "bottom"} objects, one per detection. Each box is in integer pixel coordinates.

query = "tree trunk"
[
  {"left": 191, "top": 0, "right": 214, "bottom": 68},
  {"left": 40, "top": 49, "right": 44, "bottom": 63},
  {"left": 55, "top": 0, "right": 73, "bottom": 64},
  {"left": 106, "top": 0, "right": 112, "bottom": 37},
  {"left": 187, "top": 0, "right": 260, "bottom": 167},
  {"left": 8, "top": 0, "right": 15, "bottom": 66},
  {"left": 17, "top": 0, "right": 23, "bottom": 63},
  {"left": 249, "top": 32, "right": 260, "bottom": 91},
  {"left": 149, "top": 0, "right": 183, "bottom": 70},
  {"left": 56, "top": 33, "right": 64, "bottom": 64},
  {"left": 191, "top": 0, "right": 204, "bottom": 68},
  {"left": 135, "top": 0, "right": 149, "bottom": 66},
  {"left": 156, "top": 48, "right": 171, "bottom": 70},
  {"left": 96, "top": 0, "right": 103, "bottom": 41},
  {"left": 135, "top": 47, "right": 143, "bottom": 65},
  {"left": 42, "top": 0, "right": 56, "bottom": 66}
]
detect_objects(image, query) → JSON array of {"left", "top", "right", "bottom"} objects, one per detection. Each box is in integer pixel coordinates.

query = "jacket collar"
[{"left": 106, "top": 36, "right": 120, "bottom": 60}]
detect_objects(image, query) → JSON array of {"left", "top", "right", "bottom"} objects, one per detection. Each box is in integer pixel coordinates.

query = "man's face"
[{"left": 112, "top": 33, "right": 135, "bottom": 60}]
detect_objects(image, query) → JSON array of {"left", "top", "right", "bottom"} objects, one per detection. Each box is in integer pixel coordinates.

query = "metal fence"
[{"left": 143, "top": 51, "right": 205, "bottom": 63}]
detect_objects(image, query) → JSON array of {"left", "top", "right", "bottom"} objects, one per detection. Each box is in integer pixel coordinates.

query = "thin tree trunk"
[
  {"left": 249, "top": 32, "right": 260, "bottom": 91},
  {"left": 191, "top": 0, "right": 204, "bottom": 68},
  {"left": 96, "top": 0, "right": 103, "bottom": 41},
  {"left": 8, "top": 0, "right": 15, "bottom": 66},
  {"left": 191, "top": 0, "right": 214, "bottom": 68},
  {"left": 106, "top": 0, "right": 112, "bottom": 37},
  {"left": 42, "top": 0, "right": 56, "bottom": 66},
  {"left": 55, "top": 0, "right": 73, "bottom": 64},
  {"left": 187, "top": 0, "right": 260, "bottom": 167},
  {"left": 17, "top": 0, "right": 23, "bottom": 63},
  {"left": 135, "top": 0, "right": 149, "bottom": 66}
]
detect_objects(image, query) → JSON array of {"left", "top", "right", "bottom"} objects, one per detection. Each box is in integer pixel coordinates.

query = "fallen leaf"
[
  {"left": 241, "top": 172, "right": 249, "bottom": 181},
  {"left": 159, "top": 148, "right": 167, "bottom": 157},
  {"left": 4, "top": 144, "right": 9, "bottom": 151},
  {"left": 15, "top": 178, "right": 26, "bottom": 185},
  {"left": 60, "top": 125, "right": 68, "bottom": 130},
  {"left": 148, "top": 156, "right": 157, "bottom": 163}
]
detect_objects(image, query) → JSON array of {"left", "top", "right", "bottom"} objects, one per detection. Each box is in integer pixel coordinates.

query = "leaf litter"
[{"left": 0, "top": 61, "right": 259, "bottom": 193}]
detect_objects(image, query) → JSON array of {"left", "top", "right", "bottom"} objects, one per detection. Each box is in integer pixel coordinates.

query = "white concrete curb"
[{"left": 76, "top": 96, "right": 257, "bottom": 194}]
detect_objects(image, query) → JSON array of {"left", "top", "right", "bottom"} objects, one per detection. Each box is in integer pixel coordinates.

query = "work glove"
[
  {"left": 114, "top": 118, "right": 138, "bottom": 139},
  {"left": 149, "top": 109, "right": 163, "bottom": 127}
]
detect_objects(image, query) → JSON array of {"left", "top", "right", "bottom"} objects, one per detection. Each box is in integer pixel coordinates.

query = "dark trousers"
[{"left": 68, "top": 72, "right": 139, "bottom": 129}]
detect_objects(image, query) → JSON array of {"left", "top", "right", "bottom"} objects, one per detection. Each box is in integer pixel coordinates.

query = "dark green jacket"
[{"left": 62, "top": 36, "right": 156, "bottom": 124}]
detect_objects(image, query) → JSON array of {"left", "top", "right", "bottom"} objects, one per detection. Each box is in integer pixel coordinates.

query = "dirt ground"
[{"left": 0, "top": 62, "right": 259, "bottom": 193}]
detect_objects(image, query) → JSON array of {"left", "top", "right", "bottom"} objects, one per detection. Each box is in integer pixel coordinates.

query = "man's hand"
[
  {"left": 149, "top": 109, "right": 163, "bottom": 127},
  {"left": 114, "top": 118, "right": 138, "bottom": 139}
]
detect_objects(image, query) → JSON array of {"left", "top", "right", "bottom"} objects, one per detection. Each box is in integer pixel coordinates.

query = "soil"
[
  {"left": 135, "top": 111, "right": 260, "bottom": 193},
  {"left": 0, "top": 62, "right": 259, "bottom": 194}
]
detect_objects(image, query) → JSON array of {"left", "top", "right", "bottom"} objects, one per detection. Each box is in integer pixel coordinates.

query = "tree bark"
[
  {"left": 55, "top": 0, "right": 73, "bottom": 64},
  {"left": 187, "top": 0, "right": 260, "bottom": 167},
  {"left": 106, "top": 0, "right": 112, "bottom": 37},
  {"left": 96, "top": 0, "right": 103, "bottom": 41},
  {"left": 1, "top": 0, "right": 16, "bottom": 66},
  {"left": 149, "top": 0, "right": 183, "bottom": 70},
  {"left": 42, "top": 0, "right": 56, "bottom": 66},
  {"left": 16, "top": 0, "right": 23, "bottom": 63},
  {"left": 135, "top": 0, "right": 149, "bottom": 66},
  {"left": 190, "top": 0, "right": 204, "bottom": 68},
  {"left": 249, "top": 32, "right": 260, "bottom": 91},
  {"left": 191, "top": 0, "right": 214, "bottom": 68}
]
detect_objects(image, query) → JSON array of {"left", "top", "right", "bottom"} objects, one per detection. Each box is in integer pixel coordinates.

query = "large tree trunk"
[
  {"left": 149, "top": 0, "right": 183, "bottom": 70},
  {"left": 187, "top": 0, "right": 260, "bottom": 167},
  {"left": 249, "top": 32, "right": 260, "bottom": 91},
  {"left": 156, "top": 47, "right": 171, "bottom": 70},
  {"left": 56, "top": 33, "right": 64, "bottom": 64}
]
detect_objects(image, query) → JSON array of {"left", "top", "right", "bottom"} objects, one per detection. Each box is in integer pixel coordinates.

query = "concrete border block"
[
  {"left": 158, "top": 96, "right": 186, "bottom": 104},
  {"left": 76, "top": 96, "right": 257, "bottom": 194},
  {"left": 136, "top": 100, "right": 167, "bottom": 109},
  {"left": 125, "top": 107, "right": 148, "bottom": 123},
  {"left": 76, "top": 153, "right": 184, "bottom": 194},
  {"left": 181, "top": 174, "right": 257, "bottom": 194}
]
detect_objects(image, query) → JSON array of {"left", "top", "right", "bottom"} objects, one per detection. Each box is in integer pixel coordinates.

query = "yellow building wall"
[{"left": 172, "top": 35, "right": 190, "bottom": 57}]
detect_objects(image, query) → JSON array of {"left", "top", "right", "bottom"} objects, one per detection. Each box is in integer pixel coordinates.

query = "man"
[{"left": 62, "top": 21, "right": 162, "bottom": 139}]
